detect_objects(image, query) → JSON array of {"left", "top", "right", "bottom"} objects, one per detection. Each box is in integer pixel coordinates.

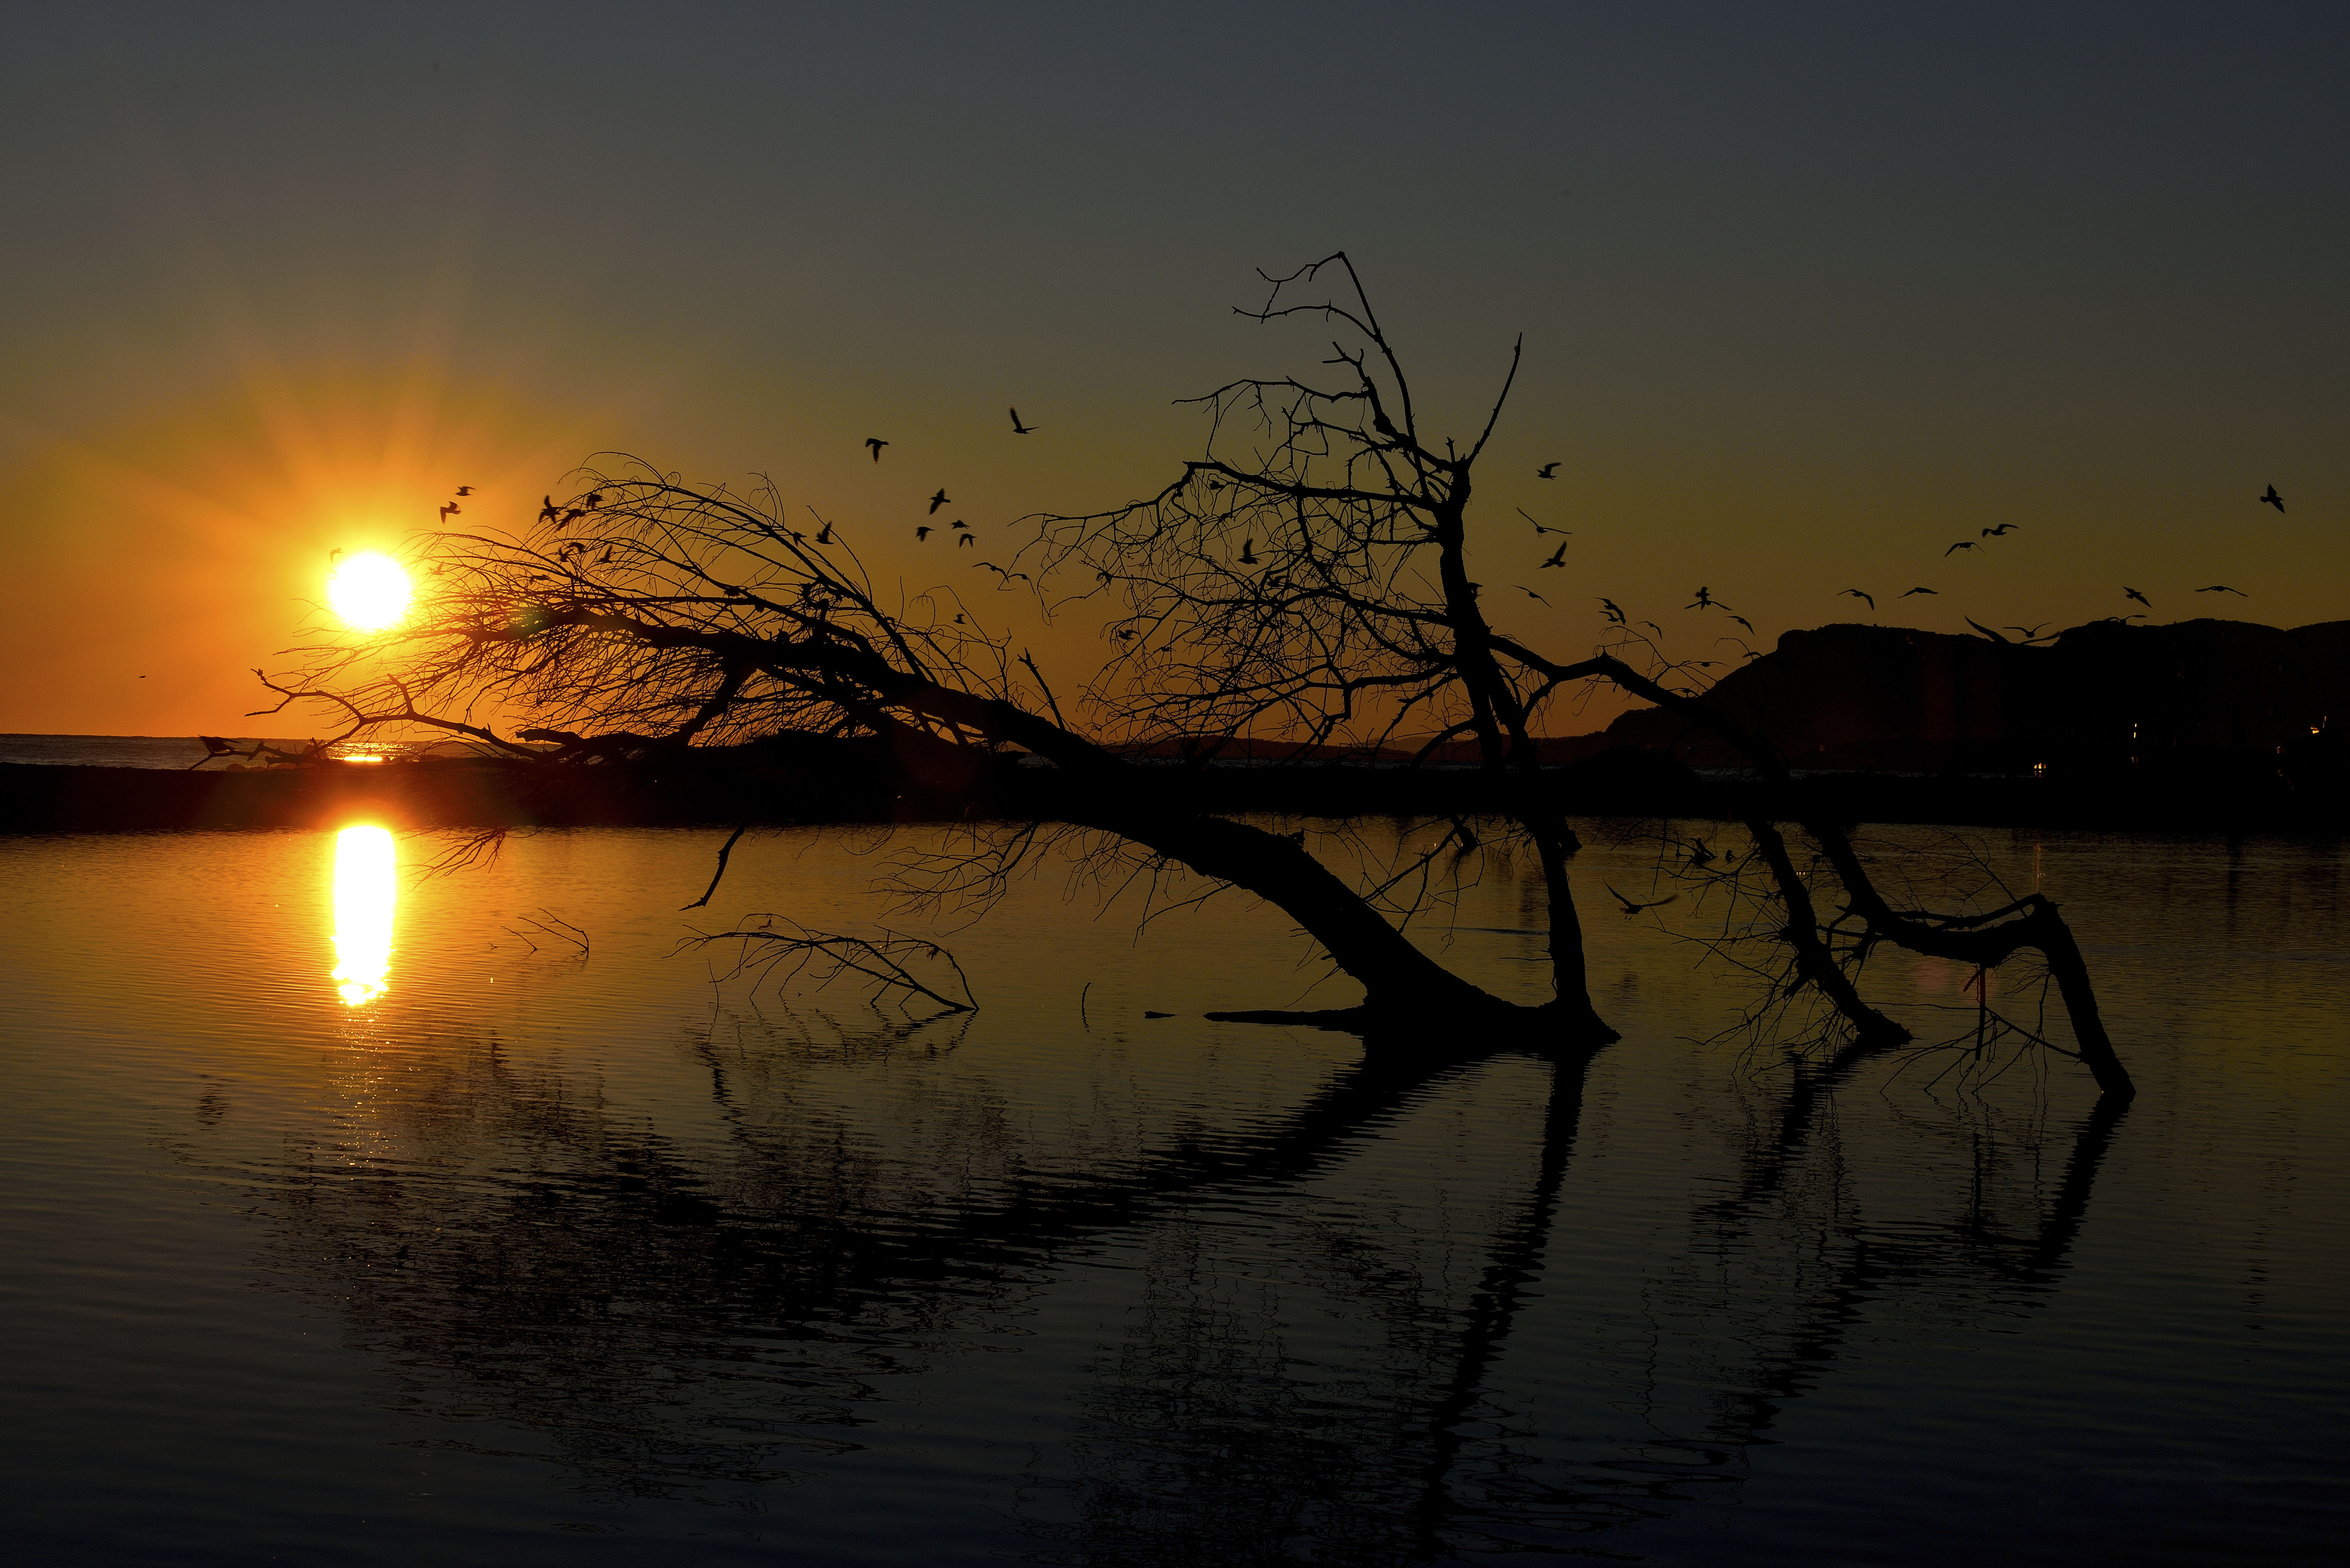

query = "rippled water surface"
[{"left": 3, "top": 820, "right": 2344, "bottom": 1565}]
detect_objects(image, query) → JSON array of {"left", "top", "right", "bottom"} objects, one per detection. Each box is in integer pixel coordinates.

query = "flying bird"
[
  {"left": 1838, "top": 588, "right": 1875, "bottom": 610},
  {"left": 2005, "top": 623, "right": 2051, "bottom": 638},
  {"left": 1517, "top": 507, "right": 1568, "bottom": 536},
  {"left": 1964, "top": 617, "right": 2011, "bottom": 643},
  {"left": 1518, "top": 586, "right": 1550, "bottom": 605},
  {"left": 2195, "top": 585, "right": 2247, "bottom": 595},
  {"left": 1008, "top": 407, "right": 1037, "bottom": 434},
  {"left": 1536, "top": 462, "right": 1559, "bottom": 478},
  {"left": 453, "top": 486, "right": 474, "bottom": 497},
  {"left": 2123, "top": 586, "right": 2152, "bottom": 608},
  {"left": 1597, "top": 597, "right": 1626, "bottom": 624},
  {"left": 1729, "top": 614, "right": 1754, "bottom": 633},
  {"left": 1899, "top": 587, "right": 1937, "bottom": 597},
  {"left": 951, "top": 518, "right": 970, "bottom": 530},
  {"left": 1238, "top": 539, "right": 1258, "bottom": 565},
  {"left": 1115, "top": 628, "right": 1138, "bottom": 641},
  {"left": 1944, "top": 541, "right": 1978, "bottom": 556},
  {"left": 958, "top": 532, "right": 975, "bottom": 547},
  {"left": 865, "top": 438, "right": 888, "bottom": 462},
  {"left": 1687, "top": 587, "right": 1731, "bottom": 610},
  {"left": 438, "top": 502, "right": 461, "bottom": 522},
  {"left": 928, "top": 489, "right": 950, "bottom": 514},
  {"left": 584, "top": 493, "right": 602, "bottom": 508},
  {"left": 815, "top": 522, "right": 833, "bottom": 544},
  {"left": 328, "top": 547, "right": 343, "bottom": 562},
  {"left": 915, "top": 526, "right": 933, "bottom": 541},
  {"left": 538, "top": 496, "right": 560, "bottom": 524},
  {"left": 1539, "top": 542, "right": 1567, "bottom": 568},
  {"left": 1606, "top": 884, "right": 1679, "bottom": 915},
  {"left": 1980, "top": 523, "right": 2020, "bottom": 536},
  {"left": 2260, "top": 484, "right": 2284, "bottom": 513}
]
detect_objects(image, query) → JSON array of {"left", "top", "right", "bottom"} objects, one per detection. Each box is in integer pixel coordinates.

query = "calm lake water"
[{"left": 3, "top": 818, "right": 2344, "bottom": 1565}]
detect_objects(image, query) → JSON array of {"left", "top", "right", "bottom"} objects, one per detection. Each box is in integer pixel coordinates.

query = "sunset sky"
[{"left": 4, "top": 2, "right": 2343, "bottom": 739}]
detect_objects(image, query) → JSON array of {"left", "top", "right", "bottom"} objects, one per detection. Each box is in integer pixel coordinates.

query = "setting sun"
[{"left": 326, "top": 551, "right": 412, "bottom": 632}]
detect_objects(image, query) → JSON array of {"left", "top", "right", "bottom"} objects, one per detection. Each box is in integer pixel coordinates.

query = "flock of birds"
[
  {"left": 403, "top": 438, "right": 2289, "bottom": 661},
  {"left": 1516, "top": 459, "right": 2286, "bottom": 651}
]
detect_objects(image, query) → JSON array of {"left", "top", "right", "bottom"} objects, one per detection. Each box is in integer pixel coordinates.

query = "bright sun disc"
[{"left": 327, "top": 552, "right": 412, "bottom": 631}]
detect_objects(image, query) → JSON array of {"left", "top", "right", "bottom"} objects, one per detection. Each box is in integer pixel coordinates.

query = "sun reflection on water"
[{"left": 331, "top": 825, "right": 396, "bottom": 1006}]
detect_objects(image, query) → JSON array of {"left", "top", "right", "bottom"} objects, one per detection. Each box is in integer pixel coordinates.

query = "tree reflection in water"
[{"left": 182, "top": 1014, "right": 2123, "bottom": 1560}]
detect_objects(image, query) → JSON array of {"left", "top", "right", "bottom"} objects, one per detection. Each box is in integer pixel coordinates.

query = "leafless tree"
[{"left": 255, "top": 255, "right": 2129, "bottom": 1094}]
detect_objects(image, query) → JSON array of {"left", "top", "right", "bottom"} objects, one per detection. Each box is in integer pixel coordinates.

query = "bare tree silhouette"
[{"left": 253, "top": 254, "right": 2129, "bottom": 1093}]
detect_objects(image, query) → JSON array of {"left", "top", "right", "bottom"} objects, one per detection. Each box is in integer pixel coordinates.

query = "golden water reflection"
[{"left": 331, "top": 825, "right": 396, "bottom": 1005}]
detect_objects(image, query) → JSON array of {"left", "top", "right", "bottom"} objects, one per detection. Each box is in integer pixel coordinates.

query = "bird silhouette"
[
  {"left": 951, "top": 518, "right": 969, "bottom": 530},
  {"left": 1238, "top": 539, "right": 1258, "bottom": 565},
  {"left": 815, "top": 522, "right": 833, "bottom": 544},
  {"left": 1115, "top": 628, "right": 1138, "bottom": 640},
  {"left": 538, "top": 496, "right": 560, "bottom": 524},
  {"left": 1964, "top": 617, "right": 2011, "bottom": 643},
  {"left": 584, "top": 493, "right": 602, "bottom": 508},
  {"left": 1685, "top": 839, "right": 1716, "bottom": 867},
  {"left": 1539, "top": 542, "right": 1567, "bottom": 568},
  {"left": 2123, "top": 586, "right": 2152, "bottom": 608},
  {"left": 928, "top": 489, "right": 950, "bottom": 514},
  {"left": 1606, "top": 884, "right": 1678, "bottom": 915},
  {"left": 1536, "top": 462, "right": 1559, "bottom": 478},
  {"left": 1518, "top": 586, "right": 1550, "bottom": 605},
  {"left": 1944, "top": 541, "right": 1978, "bottom": 556},
  {"left": 975, "top": 561, "right": 1029, "bottom": 582},
  {"left": 2005, "top": 622, "right": 2051, "bottom": 638},
  {"left": 1899, "top": 587, "right": 1937, "bottom": 597},
  {"left": 2260, "top": 484, "right": 2284, "bottom": 513},
  {"left": 1980, "top": 523, "right": 2020, "bottom": 536},
  {"left": 1597, "top": 597, "right": 1626, "bottom": 624},
  {"left": 958, "top": 532, "right": 975, "bottom": 547},
  {"left": 866, "top": 438, "right": 889, "bottom": 462},
  {"left": 328, "top": 547, "right": 344, "bottom": 562},
  {"left": 1838, "top": 588, "right": 1875, "bottom": 610},
  {"left": 1728, "top": 613, "right": 1754, "bottom": 633},
  {"left": 2195, "top": 585, "right": 2247, "bottom": 595},
  {"left": 1008, "top": 407, "right": 1037, "bottom": 434},
  {"left": 560, "top": 508, "right": 585, "bottom": 526},
  {"left": 1686, "top": 587, "right": 1731, "bottom": 610},
  {"left": 453, "top": 486, "right": 474, "bottom": 497},
  {"left": 1517, "top": 507, "right": 1568, "bottom": 536},
  {"left": 915, "top": 526, "right": 933, "bottom": 541},
  {"left": 438, "top": 502, "right": 461, "bottom": 522}
]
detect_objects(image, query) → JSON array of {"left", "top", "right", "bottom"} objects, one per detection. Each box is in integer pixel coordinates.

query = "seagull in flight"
[
  {"left": 1536, "top": 462, "right": 1559, "bottom": 479},
  {"left": 438, "top": 502, "right": 461, "bottom": 522},
  {"left": 1008, "top": 407, "right": 1037, "bottom": 434},
  {"left": 1517, "top": 507, "right": 1568, "bottom": 536},
  {"left": 915, "top": 525, "right": 933, "bottom": 541},
  {"left": 928, "top": 489, "right": 950, "bottom": 514},
  {"left": 1944, "top": 541, "right": 1978, "bottom": 556},
  {"left": 1980, "top": 523, "right": 2019, "bottom": 536},
  {"left": 1539, "top": 541, "right": 1567, "bottom": 568},
  {"left": 1686, "top": 587, "right": 1731, "bottom": 610},
  {"left": 866, "top": 437, "right": 889, "bottom": 462},
  {"left": 1899, "top": 587, "right": 1937, "bottom": 597},
  {"left": 1597, "top": 597, "right": 1626, "bottom": 624},
  {"left": 2260, "top": 484, "right": 2284, "bottom": 513},
  {"left": 1517, "top": 586, "right": 1551, "bottom": 605},
  {"left": 1606, "top": 884, "right": 1678, "bottom": 915},
  {"left": 1238, "top": 539, "right": 1258, "bottom": 565},
  {"left": 453, "top": 485, "right": 474, "bottom": 497},
  {"left": 1728, "top": 613, "right": 1753, "bottom": 633},
  {"left": 1964, "top": 617, "right": 2011, "bottom": 643},
  {"left": 538, "top": 495, "right": 560, "bottom": 524},
  {"left": 2195, "top": 585, "right": 2247, "bottom": 595},
  {"left": 2006, "top": 622, "right": 2051, "bottom": 638},
  {"left": 2123, "top": 586, "right": 2152, "bottom": 608},
  {"left": 958, "top": 531, "right": 975, "bottom": 546},
  {"left": 1838, "top": 588, "right": 1875, "bottom": 610}
]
